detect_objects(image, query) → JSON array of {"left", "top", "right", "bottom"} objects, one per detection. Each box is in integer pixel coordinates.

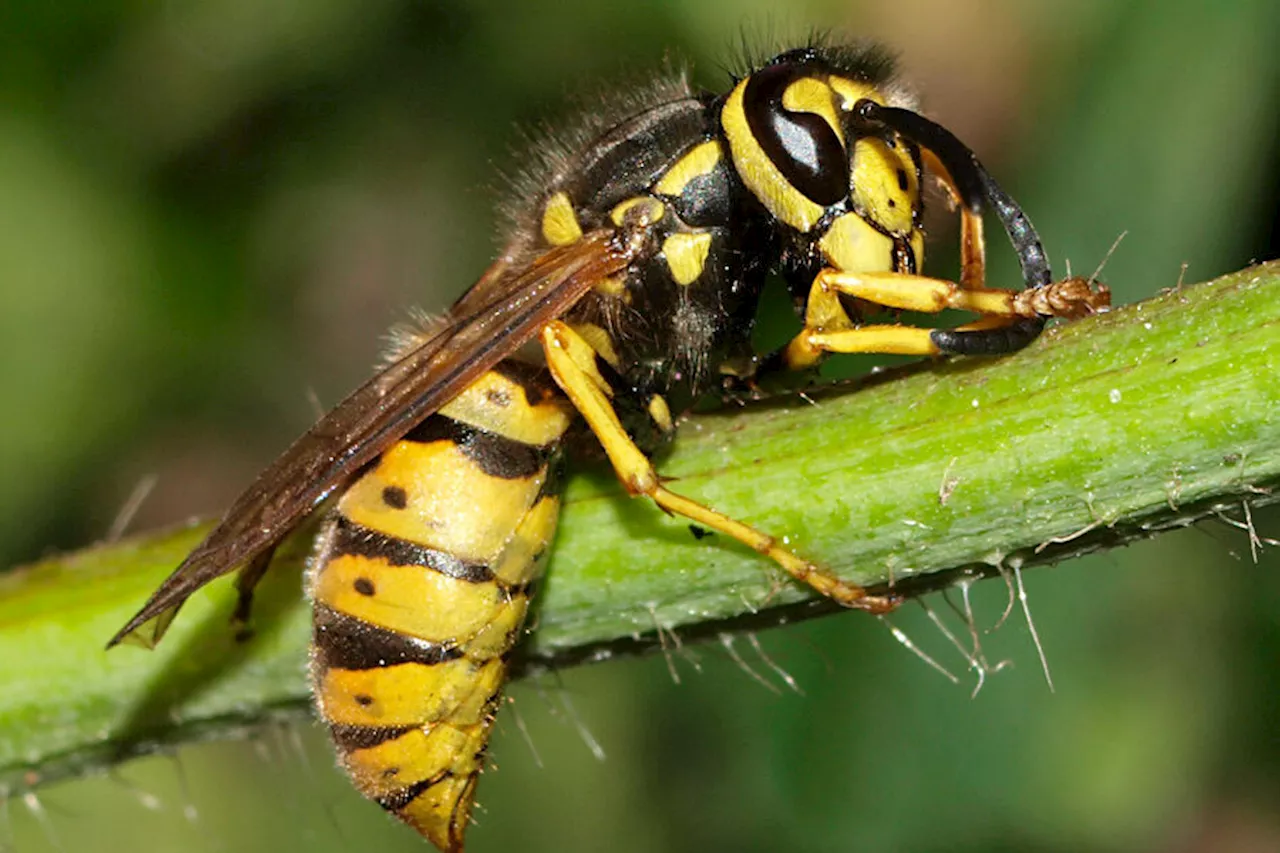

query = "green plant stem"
[{"left": 2, "top": 263, "right": 1277, "bottom": 792}]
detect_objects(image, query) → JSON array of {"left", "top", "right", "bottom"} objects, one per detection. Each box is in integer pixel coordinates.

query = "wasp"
[{"left": 110, "top": 41, "right": 1108, "bottom": 852}]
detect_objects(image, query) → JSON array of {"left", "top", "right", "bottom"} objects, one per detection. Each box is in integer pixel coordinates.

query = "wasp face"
[{"left": 721, "top": 47, "right": 925, "bottom": 277}]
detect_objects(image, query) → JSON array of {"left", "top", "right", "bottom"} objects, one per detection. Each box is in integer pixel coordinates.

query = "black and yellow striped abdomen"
[{"left": 308, "top": 362, "right": 571, "bottom": 851}]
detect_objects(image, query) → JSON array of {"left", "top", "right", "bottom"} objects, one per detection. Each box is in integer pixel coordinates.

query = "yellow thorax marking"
[
  {"left": 609, "top": 196, "right": 665, "bottom": 228},
  {"left": 647, "top": 394, "right": 674, "bottom": 433},
  {"left": 655, "top": 139, "right": 722, "bottom": 196},
  {"left": 662, "top": 232, "right": 713, "bottom": 286},
  {"left": 541, "top": 191, "right": 583, "bottom": 246}
]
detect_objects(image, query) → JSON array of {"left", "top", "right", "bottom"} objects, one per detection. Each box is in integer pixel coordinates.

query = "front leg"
[{"left": 784, "top": 269, "right": 1110, "bottom": 369}]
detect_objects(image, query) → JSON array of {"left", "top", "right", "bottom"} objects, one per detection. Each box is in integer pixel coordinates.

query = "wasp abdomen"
[{"left": 308, "top": 363, "right": 570, "bottom": 851}]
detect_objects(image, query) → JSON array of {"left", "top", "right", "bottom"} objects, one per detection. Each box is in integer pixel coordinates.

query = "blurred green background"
[{"left": 2, "top": 0, "right": 1278, "bottom": 851}]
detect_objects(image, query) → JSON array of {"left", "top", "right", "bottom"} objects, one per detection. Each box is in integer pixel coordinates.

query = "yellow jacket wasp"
[{"left": 110, "top": 41, "right": 1107, "bottom": 851}]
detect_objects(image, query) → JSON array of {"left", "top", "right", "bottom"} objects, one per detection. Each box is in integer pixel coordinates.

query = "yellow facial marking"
[
  {"left": 655, "top": 139, "right": 722, "bottom": 196},
  {"left": 721, "top": 79, "right": 825, "bottom": 232},
  {"left": 541, "top": 191, "right": 583, "bottom": 246},
  {"left": 338, "top": 440, "right": 544, "bottom": 563},
  {"left": 609, "top": 196, "right": 665, "bottom": 228},
  {"left": 781, "top": 77, "right": 844, "bottom": 146},
  {"left": 851, "top": 138, "right": 918, "bottom": 235},
  {"left": 317, "top": 657, "right": 504, "bottom": 726},
  {"left": 818, "top": 212, "right": 896, "bottom": 275},
  {"left": 438, "top": 371, "right": 571, "bottom": 447},
  {"left": 827, "top": 77, "right": 885, "bottom": 111},
  {"left": 647, "top": 394, "right": 674, "bottom": 433},
  {"left": 662, "top": 231, "right": 713, "bottom": 286}
]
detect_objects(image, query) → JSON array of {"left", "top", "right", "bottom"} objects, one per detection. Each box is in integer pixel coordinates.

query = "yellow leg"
[
  {"left": 540, "top": 321, "right": 898, "bottom": 613},
  {"left": 784, "top": 269, "right": 1109, "bottom": 369},
  {"left": 786, "top": 324, "right": 941, "bottom": 367},
  {"left": 823, "top": 269, "right": 1109, "bottom": 319},
  {"left": 819, "top": 270, "right": 1041, "bottom": 317}
]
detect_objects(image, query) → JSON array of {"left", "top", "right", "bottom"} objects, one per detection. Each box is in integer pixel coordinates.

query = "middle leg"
[{"left": 541, "top": 320, "right": 898, "bottom": 613}]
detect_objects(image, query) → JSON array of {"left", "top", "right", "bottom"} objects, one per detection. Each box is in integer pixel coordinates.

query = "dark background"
[{"left": 2, "top": 0, "right": 1278, "bottom": 850}]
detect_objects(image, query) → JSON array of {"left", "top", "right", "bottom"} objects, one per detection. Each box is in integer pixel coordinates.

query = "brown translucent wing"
[{"left": 109, "top": 230, "right": 636, "bottom": 648}]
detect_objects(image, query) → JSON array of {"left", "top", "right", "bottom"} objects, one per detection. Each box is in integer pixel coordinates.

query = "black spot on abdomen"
[{"left": 381, "top": 486, "right": 408, "bottom": 509}]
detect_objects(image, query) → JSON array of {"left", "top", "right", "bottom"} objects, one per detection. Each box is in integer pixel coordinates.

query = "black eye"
[{"left": 742, "top": 64, "right": 848, "bottom": 207}]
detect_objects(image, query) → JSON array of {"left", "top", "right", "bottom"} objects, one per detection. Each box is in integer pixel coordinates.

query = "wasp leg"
[
  {"left": 818, "top": 269, "right": 1107, "bottom": 319},
  {"left": 921, "top": 148, "right": 985, "bottom": 289},
  {"left": 787, "top": 318, "right": 1053, "bottom": 365},
  {"left": 231, "top": 544, "right": 277, "bottom": 640},
  {"left": 541, "top": 321, "right": 897, "bottom": 613},
  {"left": 784, "top": 269, "right": 1108, "bottom": 369}
]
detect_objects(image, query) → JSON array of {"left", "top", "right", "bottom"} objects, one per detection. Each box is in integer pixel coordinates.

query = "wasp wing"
[{"left": 110, "top": 230, "right": 636, "bottom": 648}]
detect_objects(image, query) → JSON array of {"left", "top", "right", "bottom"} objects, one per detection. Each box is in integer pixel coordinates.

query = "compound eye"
[{"left": 742, "top": 64, "right": 848, "bottom": 207}]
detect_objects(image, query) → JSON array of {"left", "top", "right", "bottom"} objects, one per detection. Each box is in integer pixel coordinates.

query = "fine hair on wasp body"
[{"left": 108, "top": 37, "right": 1108, "bottom": 852}]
